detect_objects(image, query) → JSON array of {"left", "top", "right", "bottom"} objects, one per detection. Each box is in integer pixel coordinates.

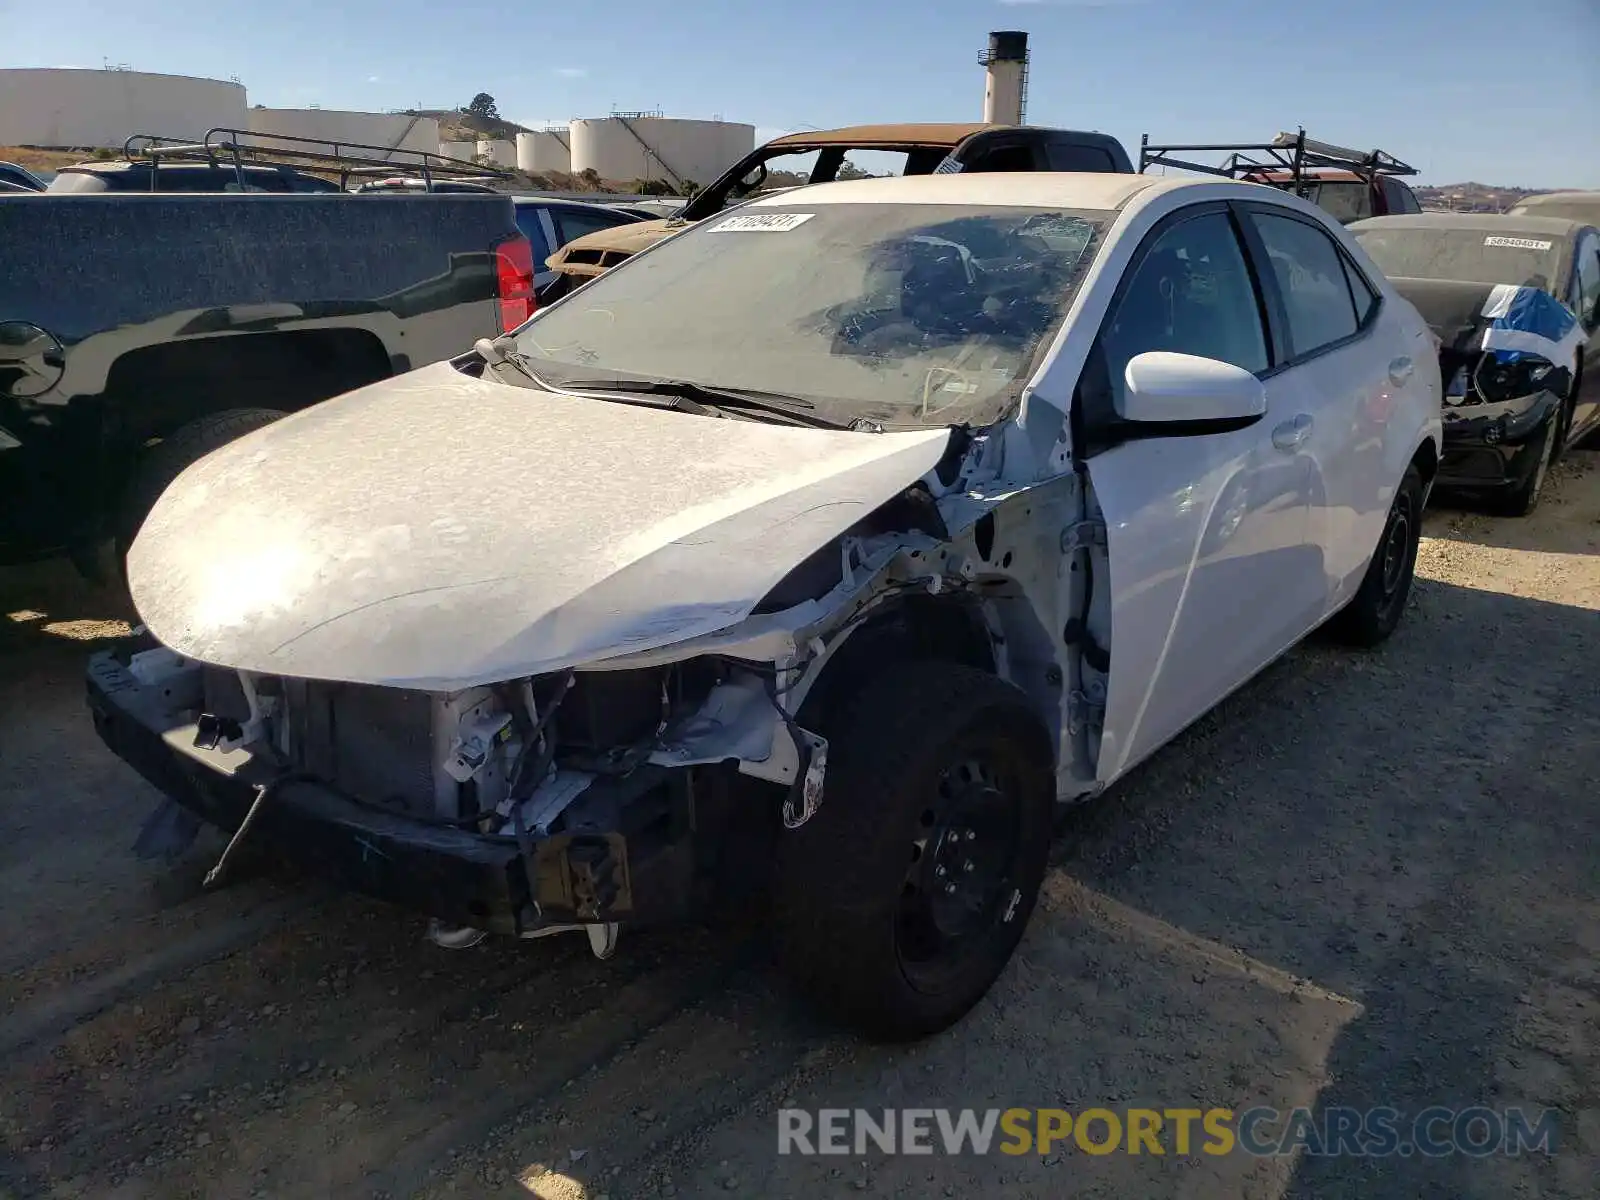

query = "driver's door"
[{"left": 1076, "top": 202, "right": 1322, "bottom": 784}]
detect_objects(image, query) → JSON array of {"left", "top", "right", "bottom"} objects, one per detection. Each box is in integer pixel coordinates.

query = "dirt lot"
[{"left": 3, "top": 453, "right": 1598, "bottom": 1200}]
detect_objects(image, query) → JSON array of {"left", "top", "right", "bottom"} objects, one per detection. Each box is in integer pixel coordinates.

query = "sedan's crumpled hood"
[{"left": 126, "top": 360, "right": 953, "bottom": 690}]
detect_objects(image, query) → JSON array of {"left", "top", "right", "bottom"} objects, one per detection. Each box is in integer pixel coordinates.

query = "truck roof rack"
[
  {"left": 120, "top": 127, "right": 513, "bottom": 191},
  {"left": 1137, "top": 127, "right": 1417, "bottom": 192}
]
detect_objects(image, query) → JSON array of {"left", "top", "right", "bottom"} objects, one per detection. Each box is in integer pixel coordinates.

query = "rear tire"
[
  {"left": 115, "top": 408, "right": 287, "bottom": 565},
  {"left": 774, "top": 662, "right": 1055, "bottom": 1042},
  {"left": 1329, "top": 463, "right": 1423, "bottom": 647}
]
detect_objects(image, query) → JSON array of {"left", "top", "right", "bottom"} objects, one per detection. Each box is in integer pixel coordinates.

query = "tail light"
[{"left": 494, "top": 235, "right": 537, "bottom": 333}]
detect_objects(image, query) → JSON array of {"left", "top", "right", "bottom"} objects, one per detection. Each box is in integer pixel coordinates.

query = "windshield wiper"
[
  {"left": 473, "top": 336, "right": 552, "bottom": 388},
  {"left": 555, "top": 377, "right": 860, "bottom": 430}
]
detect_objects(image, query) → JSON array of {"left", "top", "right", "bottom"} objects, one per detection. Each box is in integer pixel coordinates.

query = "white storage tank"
[
  {"left": 476, "top": 138, "right": 516, "bottom": 168},
  {"left": 0, "top": 67, "right": 247, "bottom": 149},
  {"left": 569, "top": 117, "right": 755, "bottom": 186},
  {"left": 439, "top": 139, "right": 478, "bottom": 162},
  {"left": 516, "top": 129, "right": 571, "bottom": 174},
  {"left": 245, "top": 109, "right": 440, "bottom": 158}
]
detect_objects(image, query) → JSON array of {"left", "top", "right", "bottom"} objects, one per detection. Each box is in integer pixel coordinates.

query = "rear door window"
[
  {"left": 1247, "top": 210, "right": 1362, "bottom": 358},
  {"left": 961, "top": 142, "right": 1042, "bottom": 172},
  {"left": 1383, "top": 179, "right": 1423, "bottom": 215},
  {"left": 1047, "top": 142, "right": 1116, "bottom": 172}
]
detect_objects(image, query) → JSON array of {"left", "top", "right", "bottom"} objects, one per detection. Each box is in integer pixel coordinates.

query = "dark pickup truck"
[{"left": 1, "top": 189, "right": 534, "bottom": 579}]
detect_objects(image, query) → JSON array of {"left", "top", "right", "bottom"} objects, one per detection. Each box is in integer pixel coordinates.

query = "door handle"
[
  {"left": 1389, "top": 356, "right": 1414, "bottom": 385},
  {"left": 1272, "top": 413, "right": 1312, "bottom": 452}
]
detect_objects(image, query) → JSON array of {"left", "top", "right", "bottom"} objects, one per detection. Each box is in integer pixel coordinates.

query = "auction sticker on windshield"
[
  {"left": 709, "top": 213, "right": 816, "bottom": 233},
  {"left": 1484, "top": 236, "right": 1553, "bottom": 251}
]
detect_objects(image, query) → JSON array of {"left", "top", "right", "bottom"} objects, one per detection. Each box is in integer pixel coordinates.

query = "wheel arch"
[
  {"left": 104, "top": 328, "right": 392, "bottom": 450},
  {"left": 794, "top": 592, "right": 999, "bottom": 732}
]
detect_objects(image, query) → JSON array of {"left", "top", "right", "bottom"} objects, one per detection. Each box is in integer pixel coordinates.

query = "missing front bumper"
[{"left": 86, "top": 651, "right": 697, "bottom": 936}]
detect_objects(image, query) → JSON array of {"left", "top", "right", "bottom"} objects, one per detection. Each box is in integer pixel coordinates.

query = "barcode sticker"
[
  {"left": 932, "top": 156, "right": 965, "bottom": 175},
  {"left": 709, "top": 213, "right": 816, "bottom": 233},
  {"left": 1484, "top": 236, "right": 1553, "bottom": 250}
]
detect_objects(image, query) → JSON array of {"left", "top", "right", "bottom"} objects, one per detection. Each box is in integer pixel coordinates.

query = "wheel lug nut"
[
  {"left": 965, "top": 830, "right": 976, "bottom": 841},
  {"left": 963, "top": 860, "right": 974, "bottom": 873},
  {"left": 944, "top": 883, "right": 956, "bottom": 895},
  {"left": 936, "top": 866, "right": 947, "bottom": 878}
]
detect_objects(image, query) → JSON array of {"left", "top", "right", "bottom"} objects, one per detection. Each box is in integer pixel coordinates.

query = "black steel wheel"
[
  {"left": 1491, "top": 414, "right": 1555, "bottom": 518},
  {"left": 1329, "top": 462, "right": 1424, "bottom": 647},
  {"left": 896, "top": 754, "right": 1028, "bottom": 994},
  {"left": 775, "top": 661, "right": 1055, "bottom": 1042}
]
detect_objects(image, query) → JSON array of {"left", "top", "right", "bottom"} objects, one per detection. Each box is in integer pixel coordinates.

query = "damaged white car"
[{"left": 88, "top": 172, "right": 1442, "bottom": 1041}]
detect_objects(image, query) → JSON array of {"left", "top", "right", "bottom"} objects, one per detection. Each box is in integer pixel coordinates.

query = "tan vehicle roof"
[
  {"left": 764, "top": 122, "right": 1003, "bottom": 149},
  {"left": 1507, "top": 191, "right": 1600, "bottom": 223},
  {"left": 545, "top": 124, "right": 1012, "bottom": 278},
  {"left": 545, "top": 218, "right": 675, "bottom": 276}
]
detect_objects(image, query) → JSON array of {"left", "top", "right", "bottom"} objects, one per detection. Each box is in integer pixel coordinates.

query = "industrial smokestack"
[{"left": 981, "top": 30, "right": 1029, "bottom": 126}]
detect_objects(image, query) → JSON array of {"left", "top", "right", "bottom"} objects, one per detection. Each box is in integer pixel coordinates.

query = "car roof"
[
  {"left": 1347, "top": 212, "right": 1585, "bottom": 239},
  {"left": 764, "top": 122, "right": 1005, "bottom": 150},
  {"left": 1508, "top": 191, "right": 1600, "bottom": 219},
  {"left": 738, "top": 171, "right": 1177, "bottom": 211}
]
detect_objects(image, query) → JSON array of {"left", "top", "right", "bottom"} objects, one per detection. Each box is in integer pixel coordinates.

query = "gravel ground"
[{"left": 2, "top": 450, "right": 1597, "bottom": 1200}]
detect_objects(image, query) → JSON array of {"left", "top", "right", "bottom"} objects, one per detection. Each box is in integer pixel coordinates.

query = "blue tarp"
[{"left": 1478, "top": 284, "right": 1585, "bottom": 368}]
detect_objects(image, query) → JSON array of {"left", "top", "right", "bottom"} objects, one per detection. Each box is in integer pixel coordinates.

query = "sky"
[{"left": 5, "top": 0, "right": 1598, "bottom": 189}]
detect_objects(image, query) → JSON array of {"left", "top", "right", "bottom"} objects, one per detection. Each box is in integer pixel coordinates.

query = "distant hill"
[
  {"left": 1413, "top": 182, "right": 1557, "bottom": 213},
  {"left": 407, "top": 110, "right": 533, "bottom": 145}
]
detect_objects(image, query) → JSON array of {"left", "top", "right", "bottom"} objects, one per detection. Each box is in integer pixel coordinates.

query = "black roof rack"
[
  {"left": 120, "top": 127, "right": 513, "bottom": 192},
  {"left": 1138, "top": 127, "right": 1417, "bottom": 194}
]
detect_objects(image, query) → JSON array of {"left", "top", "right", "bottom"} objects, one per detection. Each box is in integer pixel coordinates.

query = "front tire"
[
  {"left": 774, "top": 662, "right": 1056, "bottom": 1042},
  {"left": 1489, "top": 414, "right": 1555, "bottom": 518},
  {"left": 1329, "top": 462, "right": 1424, "bottom": 647}
]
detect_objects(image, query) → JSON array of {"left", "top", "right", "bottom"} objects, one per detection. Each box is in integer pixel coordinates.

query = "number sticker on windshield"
[
  {"left": 1484, "top": 236, "right": 1553, "bottom": 251},
  {"left": 709, "top": 213, "right": 816, "bottom": 233}
]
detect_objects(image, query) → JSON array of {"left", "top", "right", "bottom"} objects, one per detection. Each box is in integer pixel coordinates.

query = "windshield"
[
  {"left": 1352, "top": 226, "right": 1563, "bottom": 289},
  {"left": 512, "top": 202, "right": 1109, "bottom": 429}
]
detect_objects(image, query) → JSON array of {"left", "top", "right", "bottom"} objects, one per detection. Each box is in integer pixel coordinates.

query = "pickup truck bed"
[{"left": 1, "top": 192, "right": 530, "bottom": 571}]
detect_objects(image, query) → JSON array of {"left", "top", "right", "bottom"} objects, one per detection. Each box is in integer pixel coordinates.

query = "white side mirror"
[{"left": 1121, "top": 351, "right": 1268, "bottom": 426}]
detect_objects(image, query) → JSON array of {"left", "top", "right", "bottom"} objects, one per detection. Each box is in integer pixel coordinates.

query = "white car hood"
[{"left": 126, "top": 359, "right": 953, "bottom": 689}]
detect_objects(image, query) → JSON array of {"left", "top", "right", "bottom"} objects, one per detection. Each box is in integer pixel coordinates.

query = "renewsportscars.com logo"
[{"left": 777, "top": 1106, "right": 1560, "bottom": 1158}]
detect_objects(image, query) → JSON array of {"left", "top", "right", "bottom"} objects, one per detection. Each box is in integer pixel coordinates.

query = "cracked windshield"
[{"left": 514, "top": 202, "right": 1105, "bottom": 429}]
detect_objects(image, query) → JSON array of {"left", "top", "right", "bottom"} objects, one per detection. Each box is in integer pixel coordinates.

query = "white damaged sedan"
[{"left": 89, "top": 172, "right": 1442, "bottom": 1041}]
